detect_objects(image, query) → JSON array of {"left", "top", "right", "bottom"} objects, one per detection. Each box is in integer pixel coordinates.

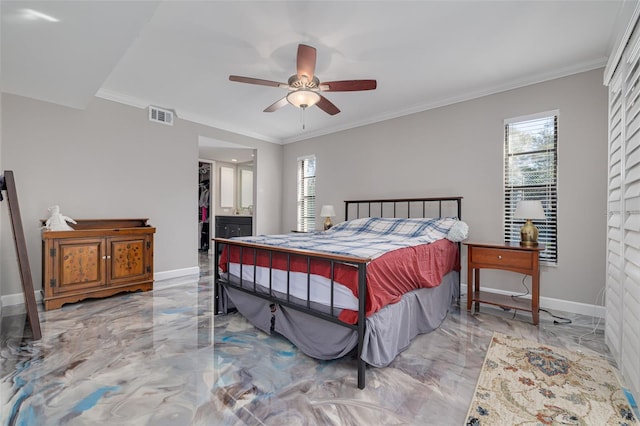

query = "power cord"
[
  {"left": 577, "top": 286, "right": 606, "bottom": 348},
  {"left": 540, "top": 308, "right": 572, "bottom": 324},
  {"left": 510, "top": 274, "right": 572, "bottom": 325},
  {"left": 510, "top": 274, "right": 530, "bottom": 298}
]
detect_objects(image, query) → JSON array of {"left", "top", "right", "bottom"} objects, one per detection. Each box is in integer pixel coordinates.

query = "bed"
[{"left": 214, "top": 197, "right": 466, "bottom": 389}]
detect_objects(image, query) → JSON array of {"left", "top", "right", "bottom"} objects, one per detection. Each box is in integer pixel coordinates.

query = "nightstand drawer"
[{"left": 470, "top": 247, "right": 533, "bottom": 269}]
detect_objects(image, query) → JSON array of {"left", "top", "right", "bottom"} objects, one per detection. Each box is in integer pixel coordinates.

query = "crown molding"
[
  {"left": 282, "top": 58, "right": 608, "bottom": 144},
  {"left": 97, "top": 57, "right": 607, "bottom": 146}
]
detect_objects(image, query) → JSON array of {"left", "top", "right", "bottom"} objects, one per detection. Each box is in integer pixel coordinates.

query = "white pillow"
[{"left": 447, "top": 220, "right": 469, "bottom": 242}]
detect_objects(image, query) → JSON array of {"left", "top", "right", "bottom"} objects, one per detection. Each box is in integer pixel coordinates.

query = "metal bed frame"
[{"left": 214, "top": 196, "right": 462, "bottom": 389}]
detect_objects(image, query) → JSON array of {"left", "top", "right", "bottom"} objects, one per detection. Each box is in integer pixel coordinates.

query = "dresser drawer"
[{"left": 470, "top": 247, "right": 533, "bottom": 269}]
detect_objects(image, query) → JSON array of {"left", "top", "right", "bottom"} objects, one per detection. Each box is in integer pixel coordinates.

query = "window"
[
  {"left": 504, "top": 112, "right": 558, "bottom": 263},
  {"left": 297, "top": 155, "right": 316, "bottom": 232}
]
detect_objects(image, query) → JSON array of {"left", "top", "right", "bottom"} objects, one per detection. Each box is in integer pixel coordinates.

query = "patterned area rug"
[{"left": 466, "top": 332, "right": 639, "bottom": 425}]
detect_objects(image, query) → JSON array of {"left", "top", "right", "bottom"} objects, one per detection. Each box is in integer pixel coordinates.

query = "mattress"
[{"left": 219, "top": 218, "right": 462, "bottom": 324}]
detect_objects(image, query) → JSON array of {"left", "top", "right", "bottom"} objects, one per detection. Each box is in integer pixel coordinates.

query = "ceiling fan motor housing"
[{"left": 288, "top": 75, "right": 320, "bottom": 90}]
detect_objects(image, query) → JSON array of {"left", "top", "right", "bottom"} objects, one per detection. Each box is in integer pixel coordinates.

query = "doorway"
[{"left": 198, "top": 160, "right": 214, "bottom": 252}]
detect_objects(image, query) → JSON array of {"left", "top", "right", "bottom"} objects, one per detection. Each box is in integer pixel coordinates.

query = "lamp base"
[
  {"left": 519, "top": 240, "right": 539, "bottom": 247},
  {"left": 519, "top": 219, "right": 539, "bottom": 247},
  {"left": 323, "top": 217, "right": 333, "bottom": 230}
]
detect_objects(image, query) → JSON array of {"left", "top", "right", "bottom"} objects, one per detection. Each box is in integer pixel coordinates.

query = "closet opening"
[
  {"left": 198, "top": 136, "right": 256, "bottom": 262},
  {"left": 198, "top": 160, "right": 214, "bottom": 252}
]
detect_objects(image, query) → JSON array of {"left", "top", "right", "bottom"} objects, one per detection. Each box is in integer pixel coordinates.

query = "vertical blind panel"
[
  {"left": 624, "top": 24, "right": 640, "bottom": 396},
  {"left": 608, "top": 214, "right": 622, "bottom": 235},
  {"left": 610, "top": 141, "right": 623, "bottom": 162},
  {"left": 621, "top": 316, "right": 640, "bottom": 391},
  {"left": 622, "top": 288, "right": 640, "bottom": 392},
  {"left": 624, "top": 60, "right": 639, "bottom": 102},
  {"left": 608, "top": 255, "right": 622, "bottom": 282},
  {"left": 606, "top": 263, "right": 623, "bottom": 302},
  {"left": 606, "top": 313, "right": 622, "bottom": 350},
  {"left": 610, "top": 147, "right": 622, "bottom": 171},
  {"left": 608, "top": 16, "right": 640, "bottom": 398},
  {"left": 629, "top": 127, "right": 640, "bottom": 154},
  {"left": 606, "top": 264, "right": 623, "bottom": 358},
  {"left": 628, "top": 110, "right": 640, "bottom": 139},
  {"left": 608, "top": 261, "right": 623, "bottom": 297},
  {"left": 625, "top": 47, "right": 639, "bottom": 83},
  {"left": 607, "top": 78, "right": 625, "bottom": 365},
  {"left": 621, "top": 31, "right": 640, "bottom": 398},
  {"left": 610, "top": 102, "right": 623, "bottom": 129},
  {"left": 625, "top": 165, "right": 640, "bottom": 193},
  {"left": 609, "top": 184, "right": 622, "bottom": 202},
  {"left": 625, "top": 213, "right": 640, "bottom": 237}
]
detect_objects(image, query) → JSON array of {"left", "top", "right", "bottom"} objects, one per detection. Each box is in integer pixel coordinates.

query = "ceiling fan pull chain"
[{"left": 301, "top": 107, "right": 306, "bottom": 130}]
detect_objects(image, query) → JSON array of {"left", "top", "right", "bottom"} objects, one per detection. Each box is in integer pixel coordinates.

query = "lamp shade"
[
  {"left": 320, "top": 205, "right": 335, "bottom": 217},
  {"left": 514, "top": 200, "right": 546, "bottom": 220},
  {"left": 287, "top": 89, "right": 321, "bottom": 109}
]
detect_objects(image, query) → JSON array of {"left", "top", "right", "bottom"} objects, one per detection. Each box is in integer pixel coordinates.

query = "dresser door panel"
[
  {"left": 108, "top": 236, "right": 151, "bottom": 285},
  {"left": 53, "top": 238, "right": 106, "bottom": 295}
]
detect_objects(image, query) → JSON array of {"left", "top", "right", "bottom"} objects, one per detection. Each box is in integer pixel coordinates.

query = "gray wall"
[
  {"left": 0, "top": 69, "right": 607, "bottom": 308},
  {"left": 0, "top": 94, "right": 282, "bottom": 298},
  {"left": 282, "top": 68, "right": 607, "bottom": 306}
]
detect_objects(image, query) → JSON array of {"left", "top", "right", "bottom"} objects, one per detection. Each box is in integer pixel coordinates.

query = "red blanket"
[{"left": 219, "top": 238, "right": 459, "bottom": 324}]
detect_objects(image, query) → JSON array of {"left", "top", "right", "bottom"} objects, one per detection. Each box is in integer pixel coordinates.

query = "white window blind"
[
  {"left": 504, "top": 113, "right": 558, "bottom": 263},
  {"left": 297, "top": 155, "right": 316, "bottom": 232}
]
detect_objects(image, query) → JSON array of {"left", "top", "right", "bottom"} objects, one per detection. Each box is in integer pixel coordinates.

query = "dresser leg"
[
  {"left": 474, "top": 268, "right": 480, "bottom": 312},
  {"left": 467, "top": 265, "right": 473, "bottom": 312}
]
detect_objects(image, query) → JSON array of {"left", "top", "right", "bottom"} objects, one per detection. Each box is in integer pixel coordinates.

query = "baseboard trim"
[
  {"left": 0, "top": 267, "right": 201, "bottom": 309},
  {"left": 154, "top": 266, "right": 200, "bottom": 282},
  {"left": 0, "top": 273, "right": 604, "bottom": 319},
  {"left": 1, "top": 289, "right": 44, "bottom": 308},
  {"left": 461, "top": 283, "right": 605, "bottom": 318}
]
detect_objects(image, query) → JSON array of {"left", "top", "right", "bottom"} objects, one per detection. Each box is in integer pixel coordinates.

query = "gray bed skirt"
[{"left": 223, "top": 270, "right": 459, "bottom": 368}]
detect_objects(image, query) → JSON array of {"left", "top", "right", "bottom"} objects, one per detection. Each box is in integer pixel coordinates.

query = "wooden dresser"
[{"left": 42, "top": 218, "right": 155, "bottom": 310}]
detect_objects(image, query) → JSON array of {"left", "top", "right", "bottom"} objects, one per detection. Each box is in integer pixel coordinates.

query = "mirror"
[
  {"left": 220, "top": 166, "right": 234, "bottom": 208},
  {"left": 238, "top": 164, "right": 253, "bottom": 212}
]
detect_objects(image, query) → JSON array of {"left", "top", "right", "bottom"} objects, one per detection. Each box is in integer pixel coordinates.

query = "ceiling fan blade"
[
  {"left": 297, "top": 44, "right": 316, "bottom": 83},
  {"left": 320, "top": 80, "right": 377, "bottom": 92},
  {"left": 316, "top": 95, "right": 340, "bottom": 115},
  {"left": 229, "top": 75, "right": 287, "bottom": 88},
  {"left": 264, "top": 96, "right": 289, "bottom": 112}
]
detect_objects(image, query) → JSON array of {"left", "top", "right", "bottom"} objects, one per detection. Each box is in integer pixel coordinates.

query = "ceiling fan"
[{"left": 229, "top": 44, "right": 377, "bottom": 116}]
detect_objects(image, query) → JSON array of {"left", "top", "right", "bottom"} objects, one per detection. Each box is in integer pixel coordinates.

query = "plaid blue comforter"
[{"left": 229, "top": 217, "right": 460, "bottom": 260}]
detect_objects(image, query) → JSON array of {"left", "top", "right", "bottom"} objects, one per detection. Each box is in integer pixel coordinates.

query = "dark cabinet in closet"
[{"left": 215, "top": 216, "right": 252, "bottom": 239}]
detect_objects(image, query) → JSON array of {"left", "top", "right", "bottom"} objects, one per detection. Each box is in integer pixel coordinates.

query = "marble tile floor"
[{"left": 1, "top": 254, "right": 615, "bottom": 425}]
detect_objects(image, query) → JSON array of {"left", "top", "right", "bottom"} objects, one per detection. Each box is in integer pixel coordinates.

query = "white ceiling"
[{"left": 0, "top": 1, "right": 631, "bottom": 146}]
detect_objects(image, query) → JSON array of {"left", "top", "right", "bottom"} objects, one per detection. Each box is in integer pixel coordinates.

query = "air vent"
[{"left": 148, "top": 106, "right": 174, "bottom": 126}]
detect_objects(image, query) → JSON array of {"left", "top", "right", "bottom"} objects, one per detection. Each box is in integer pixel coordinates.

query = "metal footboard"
[{"left": 214, "top": 238, "right": 370, "bottom": 389}]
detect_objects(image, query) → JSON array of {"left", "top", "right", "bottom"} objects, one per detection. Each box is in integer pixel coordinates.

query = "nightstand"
[{"left": 465, "top": 242, "right": 544, "bottom": 325}]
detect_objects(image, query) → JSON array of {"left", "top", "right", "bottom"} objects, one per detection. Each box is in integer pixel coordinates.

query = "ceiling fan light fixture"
[{"left": 287, "top": 89, "right": 320, "bottom": 109}]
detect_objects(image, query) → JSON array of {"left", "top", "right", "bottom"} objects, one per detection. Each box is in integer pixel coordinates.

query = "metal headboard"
[{"left": 344, "top": 197, "right": 462, "bottom": 221}]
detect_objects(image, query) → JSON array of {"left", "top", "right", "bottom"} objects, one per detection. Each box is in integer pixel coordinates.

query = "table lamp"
[
  {"left": 320, "top": 205, "right": 335, "bottom": 230},
  {"left": 514, "top": 200, "right": 546, "bottom": 247}
]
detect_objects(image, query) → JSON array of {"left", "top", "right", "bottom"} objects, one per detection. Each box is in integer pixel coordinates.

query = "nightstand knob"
[{"left": 497, "top": 255, "right": 502, "bottom": 260}]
